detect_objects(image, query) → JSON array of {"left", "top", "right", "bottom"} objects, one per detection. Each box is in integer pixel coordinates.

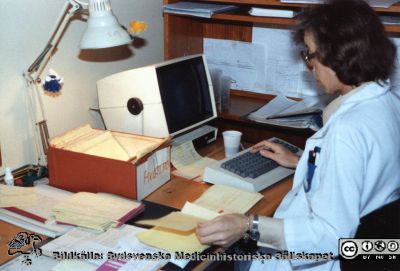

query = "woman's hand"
[
  {"left": 196, "top": 214, "right": 247, "bottom": 247},
  {"left": 251, "top": 140, "right": 299, "bottom": 169}
]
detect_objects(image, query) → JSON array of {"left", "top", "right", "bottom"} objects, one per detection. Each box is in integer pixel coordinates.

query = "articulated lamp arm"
[
  {"left": 25, "top": 0, "right": 86, "bottom": 84},
  {"left": 23, "top": 0, "right": 86, "bottom": 166}
]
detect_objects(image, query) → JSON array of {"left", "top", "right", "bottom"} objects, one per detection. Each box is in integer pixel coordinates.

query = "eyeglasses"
[{"left": 300, "top": 50, "right": 317, "bottom": 70}]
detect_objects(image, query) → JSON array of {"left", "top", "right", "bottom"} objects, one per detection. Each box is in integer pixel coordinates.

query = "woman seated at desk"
[{"left": 196, "top": 0, "right": 400, "bottom": 270}]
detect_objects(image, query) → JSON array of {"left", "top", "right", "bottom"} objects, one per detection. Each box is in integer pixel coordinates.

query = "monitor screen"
[
  {"left": 98, "top": 54, "right": 216, "bottom": 138},
  {"left": 156, "top": 56, "right": 215, "bottom": 135}
]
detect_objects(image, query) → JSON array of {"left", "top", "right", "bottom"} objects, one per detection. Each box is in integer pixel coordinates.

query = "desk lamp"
[{"left": 23, "top": 0, "right": 131, "bottom": 167}]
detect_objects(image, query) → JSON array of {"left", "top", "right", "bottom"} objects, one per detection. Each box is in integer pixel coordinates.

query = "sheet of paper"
[
  {"left": 53, "top": 260, "right": 97, "bottom": 271},
  {"left": 118, "top": 228, "right": 170, "bottom": 270},
  {"left": 52, "top": 192, "right": 142, "bottom": 231},
  {"left": 42, "top": 225, "right": 145, "bottom": 266},
  {"left": 137, "top": 211, "right": 207, "bottom": 231},
  {"left": 0, "top": 254, "right": 58, "bottom": 271},
  {"left": 253, "top": 27, "right": 324, "bottom": 97},
  {"left": 204, "top": 38, "right": 266, "bottom": 92},
  {"left": 50, "top": 124, "right": 95, "bottom": 147},
  {"left": 0, "top": 185, "right": 37, "bottom": 207},
  {"left": 181, "top": 201, "right": 220, "bottom": 220},
  {"left": 280, "top": 0, "right": 400, "bottom": 6},
  {"left": 171, "top": 141, "right": 202, "bottom": 168},
  {"left": 367, "top": 0, "right": 400, "bottom": 8},
  {"left": 0, "top": 208, "right": 73, "bottom": 238},
  {"left": 16, "top": 184, "right": 73, "bottom": 220},
  {"left": 112, "top": 131, "right": 166, "bottom": 160},
  {"left": 391, "top": 38, "right": 400, "bottom": 91},
  {"left": 274, "top": 95, "right": 333, "bottom": 118},
  {"left": 173, "top": 156, "right": 217, "bottom": 181},
  {"left": 79, "top": 132, "right": 131, "bottom": 161},
  {"left": 249, "top": 114, "right": 320, "bottom": 131},
  {"left": 249, "top": 95, "right": 297, "bottom": 120},
  {"left": 137, "top": 226, "right": 209, "bottom": 254},
  {"left": 193, "top": 185, "right": 263, "bottom": 214}
]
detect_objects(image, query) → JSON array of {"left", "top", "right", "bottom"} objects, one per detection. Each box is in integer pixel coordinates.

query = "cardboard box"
[{"left": 47, "top": 128, "right": 171, "bottom": 200}]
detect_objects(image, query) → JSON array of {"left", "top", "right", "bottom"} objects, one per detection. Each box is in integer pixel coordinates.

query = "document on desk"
[
  {"left": 171, "top": 141, "right": 217, "bottom": 181},
  {"left": 0, "top": 185, "right": 37, "bottom": 207},
  {"left": 0, "top": 254, "right": 59, "bottom": 271},
  {"left": 41, "top": 224, "right": 167, "bottom": 270},
  {"left": 137, "top": 185, "right": 262, "bottom": 231},
  {"left": 136, "top": 185, "right": 263, "bottom": 253},
  {"left": 6, "top": 183, "right": 73, "bottom": 222},
  {"left": 52, "top": 192, "right": 144, "bottom": 231},
  {"left": 0, "top": 183, "right": 74, "bottom": 237}
]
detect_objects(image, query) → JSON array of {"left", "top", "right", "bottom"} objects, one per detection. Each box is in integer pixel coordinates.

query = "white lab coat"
[{"left": 250, "top": 81, "right": 400, "bottom": 271}]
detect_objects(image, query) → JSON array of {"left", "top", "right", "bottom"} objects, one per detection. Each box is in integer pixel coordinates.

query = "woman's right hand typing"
[{"left": 251, "top": 140, "right": 300, "bottom": 169}]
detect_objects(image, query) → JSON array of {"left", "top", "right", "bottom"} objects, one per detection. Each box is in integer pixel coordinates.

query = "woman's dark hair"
[{"left": 295, "top": 0, "right": 396, "bottom": 86}]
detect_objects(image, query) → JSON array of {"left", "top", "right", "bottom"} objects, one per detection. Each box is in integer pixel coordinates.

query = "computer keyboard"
[{"left": 203, "top": 137, "right": 303, "bottom": 192}]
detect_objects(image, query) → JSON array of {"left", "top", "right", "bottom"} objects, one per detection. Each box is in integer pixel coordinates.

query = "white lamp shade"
[{"left": 79, "top": 0, "right": 131, "bottom": 49}]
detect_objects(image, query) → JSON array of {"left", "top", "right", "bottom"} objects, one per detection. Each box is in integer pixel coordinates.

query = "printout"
[
  {"left": 391, "top": 37, "right": 400, "bottom": 92},
  {"left": 171, "top": 141, "right": 216, "bottom": 181},
  {"left": 204, "top": 38, "right": 266, "bottom": 92},
  {"left": 252, "top": 27, "right": 324, "bottom": 97},
  {"left": 193, "top": 184, "right": 263, "bottom": 214}
]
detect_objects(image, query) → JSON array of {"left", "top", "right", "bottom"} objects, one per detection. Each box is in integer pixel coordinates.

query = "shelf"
[
  {"left": 164, "top": 1, "right": 400, "bottom": 33},
  {"left": 197, "top": 0, "right": 400, "bottom": 13},
  {"left": 212, "top": 9, "right": 297, "bottom": 26}
]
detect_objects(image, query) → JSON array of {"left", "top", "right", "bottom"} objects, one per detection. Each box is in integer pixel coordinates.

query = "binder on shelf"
[
  {"left": 163, "top": 1, "right": 237, "bottom": 18},
  {"left": 249, "top": 7, "right": 298, "bottom": 18}
]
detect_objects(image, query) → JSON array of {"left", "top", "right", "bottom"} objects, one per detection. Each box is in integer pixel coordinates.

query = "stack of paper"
[
  {"left": 280, "top": 0, "right": 400, "bottom": 8},
  {"left": 249, "top": 7, "right": 298, "bottom": 18},
  {"left": 0, "top": 183, "right": 75, "bottom": 237},
  {"left": 52, "top": 192, "right": 145, "bottom": 231},
  {"left": 247, "top": 95, "right": 332, "bottom": 130},
  {"left": 136, "top": 185, "right": 263, "bottom": 254},
  {"left": 40, "top": 225, "right": 168, "bottom": 270},
  {"left": 163, "top": 2, "right": 237, "bottom": 18},
  {"left": 50, "top": 124, "right": 167, "bottom": 161},
  {"left": 0, "top": 185, "right": 37, "bottom": 208}
]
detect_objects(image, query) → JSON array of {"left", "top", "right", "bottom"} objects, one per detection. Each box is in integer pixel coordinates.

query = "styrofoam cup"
[{"left": 222, "top": 130, "right": 242, "bottom": 158}]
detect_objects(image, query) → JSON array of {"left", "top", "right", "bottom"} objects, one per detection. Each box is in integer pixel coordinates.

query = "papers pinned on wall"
[{"left": 204, "top": 28, "right": 325, "bottom": 98}]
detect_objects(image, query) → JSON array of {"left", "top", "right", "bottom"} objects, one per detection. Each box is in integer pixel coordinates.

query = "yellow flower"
[{"left": 129, "top": 21, "right": 148, "bottom": 34}]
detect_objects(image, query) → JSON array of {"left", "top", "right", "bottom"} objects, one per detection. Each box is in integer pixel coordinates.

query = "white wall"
[{"left": 0, "top": 0, "right": 164, "bottom": 171}]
